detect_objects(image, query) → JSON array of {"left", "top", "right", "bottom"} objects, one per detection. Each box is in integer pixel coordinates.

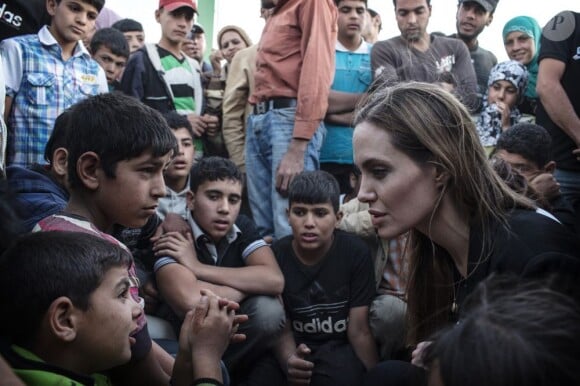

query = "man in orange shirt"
[{"left": 246, "top": 0, "right": 338, "bottom": 240}]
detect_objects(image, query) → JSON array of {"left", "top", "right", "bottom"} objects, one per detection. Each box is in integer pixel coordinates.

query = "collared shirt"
[
  {"left": 154, "top": 213, "right": 267, "bottom": 271},
  {"left": 1, "top": 345, "right": 112, "bottom": 386},
  {"left": 250, "top": 0, "right": 338, "bottom": 140},
  {"left": 1, "top": 25, "right": 108, "bottom": 167},
  {"left": 156, "top": 175, "right": 191, "bottom": 220}
]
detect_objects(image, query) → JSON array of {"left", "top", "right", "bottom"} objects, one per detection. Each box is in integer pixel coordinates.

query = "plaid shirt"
[{"left": 1, "top": 26, "right": 108, "bottom": 167}]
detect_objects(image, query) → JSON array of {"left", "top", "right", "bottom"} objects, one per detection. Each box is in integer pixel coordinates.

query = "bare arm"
[
  {"left": 537, "top": 58, "right": 580, "bottom": 145},
  {"left": 324, "top": 112, "right": 354, "bottom": 127},
  {"left": 274, "top": 322, "right": 314, "bottom": 384},
  {"left": 327, "top": 90, "right": 365, "bottom": 114},
  {"left": 347, "top": 306, "right": 378, "bottom": 370},
  {"left": 156, "top": 263, "right": 244, "bottom": 318},
  {"left": 192, "top": 245, "right": 284, "bottom": 295},
  {"left": 0, "top": 355, "right": 24, "bottom": 386},
  {"left": 154, "top": 232, "right": 284, "bottom": 296},
  {"left": 4, "top": 96, "right": 11, "bottom": 124}
]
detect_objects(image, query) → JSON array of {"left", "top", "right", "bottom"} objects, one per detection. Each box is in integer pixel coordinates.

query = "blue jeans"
[{"left": 245, "top": 107, "right": 325, "bottom": 239}]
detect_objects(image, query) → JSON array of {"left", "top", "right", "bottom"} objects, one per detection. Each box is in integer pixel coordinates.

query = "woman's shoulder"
[{"left": 494, "top": 208, "right": 580, "bottom": 263}]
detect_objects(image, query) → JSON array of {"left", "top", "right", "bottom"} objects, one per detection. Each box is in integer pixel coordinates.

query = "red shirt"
[{"left": 250, "top": 0, "right": 337, "bottom": 140}]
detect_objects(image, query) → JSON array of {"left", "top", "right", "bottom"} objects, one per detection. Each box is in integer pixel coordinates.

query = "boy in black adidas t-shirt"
[{"left": 249, "top": 171, "right": 378, "bottom": 385}]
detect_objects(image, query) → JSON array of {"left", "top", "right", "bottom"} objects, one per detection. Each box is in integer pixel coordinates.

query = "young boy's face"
[
  {"left": 337, "top": 0, "right": 367, "bottom": 42},
  {"left": 97, "top": 150, "right": 173, "bottom": 228},
  {"left": 47, "top": 0, "right": 99, "bottom": 45},
  {"left": 124, "top": 31, "right": 145, "bottom": 54},
  {"left": 494, "top": 149, "right": 542, "bottom": 181},
  {"left": 187, "top": 179, "right": 242, "bottom": 243},
  {"left": 487, "top": 80, "right": 518, "bottom": 109},
  {"left": 75, "top": 266, "right": 141, "bottom": 373},
  {"left": 92, "top": 46, "right": 127, "bottom": 84},
  {"left": 165, "top": 127, "right": 195, "bottom": 181},
  {"left": 288, "top": 201, "right": 339, "bottom": 255},
  {"left": 156, "top": 7, "right": 195, "bottom": 46}
]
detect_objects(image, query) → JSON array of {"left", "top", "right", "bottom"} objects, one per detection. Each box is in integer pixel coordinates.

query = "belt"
[{"left": 253, "top": 98, "right": 297, "bottom": 115}]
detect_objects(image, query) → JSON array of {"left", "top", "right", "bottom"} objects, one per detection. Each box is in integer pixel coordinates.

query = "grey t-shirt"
[{"left": 371, "top": 35, "right": 478, "bottom": 111}]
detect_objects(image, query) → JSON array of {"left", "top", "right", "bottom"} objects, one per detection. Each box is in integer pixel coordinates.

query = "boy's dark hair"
[
  {"left": 90, "top": 28, "right": 130, "bottom": 59},
  {"left": 495, "top": 123, "right": 552, "bottom": 169},
  {"left": 44, "top": 111, "right": 72, "bottom": 164},
  {"left": 424, "top": 275, "right": 580, "bottom": 386},
  {"left": 190, "top": 156, "right": 243, "bottom": 193},
  {"left": 0, "top": 231, "right": 132, "bottom": 345},
  {"left": 55, "top": 0, "right": 105, "bottom": 12},
  {"left": 334, "top": 0, "right": 367, "bottom": 6},
  {"left": 393, "top": 0, "right": 430, "bottom": 6},
  {"left": 288, "top": 171, "right": 340, "bottom": 213},
  {"left": 163, "top": 111, "right": 195, "bottom": 139},
  {"left": 61, "top": 92, "right": 177, "bottom": 189},
  {"left": 112, "top": 18, "right": 144, "bottom": 32}
]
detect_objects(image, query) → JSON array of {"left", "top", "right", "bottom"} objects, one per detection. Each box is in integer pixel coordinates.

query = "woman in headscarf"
[
  {"left": 476, "top": 60, "right": 528, "bottom": 149},
  {"left": 204, "top": 25, "right": 252, "bottom": 157},
  {"left": 502, "top": 16, "right": 541, "bottom": 116}
]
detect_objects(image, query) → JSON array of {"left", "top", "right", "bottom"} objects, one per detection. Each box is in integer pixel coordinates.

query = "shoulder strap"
[{"left": 144, "top": 43, "right": 176, "bottom": 102}]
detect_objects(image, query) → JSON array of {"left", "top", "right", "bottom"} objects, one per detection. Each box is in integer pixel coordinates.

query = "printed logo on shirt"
[
  {"left": 292, "top": 316, "right": 348, "bottom": 334},
  {"left": 0, "top": 3, "right": 23, "bottom": 29},
  {"left": 573, "top": 47, "right": 580, "bottom": 61},
  {"left": 436, "top": 55, "right": 456, "bottom": 73},
  {"left": 80, "top": 74, "right": 97, "bottom": 83},
  {"left": 542, "top": 10, "right": 576, "bottom": 43}
]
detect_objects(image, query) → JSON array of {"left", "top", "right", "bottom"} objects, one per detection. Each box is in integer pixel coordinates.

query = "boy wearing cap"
[
  {"left": 120, "top": 0, "right": 216, "bottom": 158},
  {"left": 450, "top": 0, "right": 500, "bottom": 107}
]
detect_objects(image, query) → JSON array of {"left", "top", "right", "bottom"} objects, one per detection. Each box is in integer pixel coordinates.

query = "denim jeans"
[{"left": 245, "top": 107, "right": 325, "bottom": 239}]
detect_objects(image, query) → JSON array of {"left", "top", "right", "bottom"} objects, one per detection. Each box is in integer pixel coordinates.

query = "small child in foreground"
[{"left": 0, "top": 231, "right": 239, "bottom": 385}]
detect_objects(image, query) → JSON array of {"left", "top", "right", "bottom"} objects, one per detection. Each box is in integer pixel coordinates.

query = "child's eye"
[
  {"left": 119, "top": 287, "right": 130, "bottom": 300},
  {"left": 314, "top": 209, "right": 329, "bottom": 217},
  {"left": 292, "top": 208, "right": 306, "bottom": 216},
  {"left": 229, "top": 196, "right": 241, "bottom": 205}
]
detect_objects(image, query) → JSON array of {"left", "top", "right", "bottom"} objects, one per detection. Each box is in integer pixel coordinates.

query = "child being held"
[{"left": 476, "top": 60, "right": 528, "bottom": 148}]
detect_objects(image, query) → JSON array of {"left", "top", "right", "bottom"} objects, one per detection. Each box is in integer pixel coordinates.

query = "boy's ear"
[
  {"left": 154, "top": 9, "right": 162, "bottom": 23},
  {"left": 76, "top": 152, "right": 101, "bottom": 191},
  {"left": 46, "top": 0, "right": 58, "bottom": 17},
  {"left": 186, "top": 190, "right": 195, "bottom": 210},
  {"left": 51, "top": 147, "right": 68, "bottom": 179},
  {"left": 47, "top": 297, "right": 79, "bottom": 343},
  {"left": 335, "top": 210, "right": 343, "bottom": 227},
  {"left": 544, "top": 161, "right": 557, "bottom": 174}
]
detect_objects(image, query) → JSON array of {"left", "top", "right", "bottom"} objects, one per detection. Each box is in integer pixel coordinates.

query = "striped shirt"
[
  {"left": 157, "top": 46, "right": 202, "bottom": 154},
  {"left": 1, "top": 26, "right": 108, "bottom": 167}
]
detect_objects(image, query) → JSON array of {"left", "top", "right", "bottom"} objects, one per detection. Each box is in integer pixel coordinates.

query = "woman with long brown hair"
[{"left": 353, "top": 82, "right": 579, "bottom": 385}]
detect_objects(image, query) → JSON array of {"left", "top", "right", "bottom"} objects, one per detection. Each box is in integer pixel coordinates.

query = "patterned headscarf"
[
  {"left": 477, "top": 61, "right": 529, "bottom": 147},
  {"left": 502, "top": 16, "right": 541, "bottom": 99}
]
